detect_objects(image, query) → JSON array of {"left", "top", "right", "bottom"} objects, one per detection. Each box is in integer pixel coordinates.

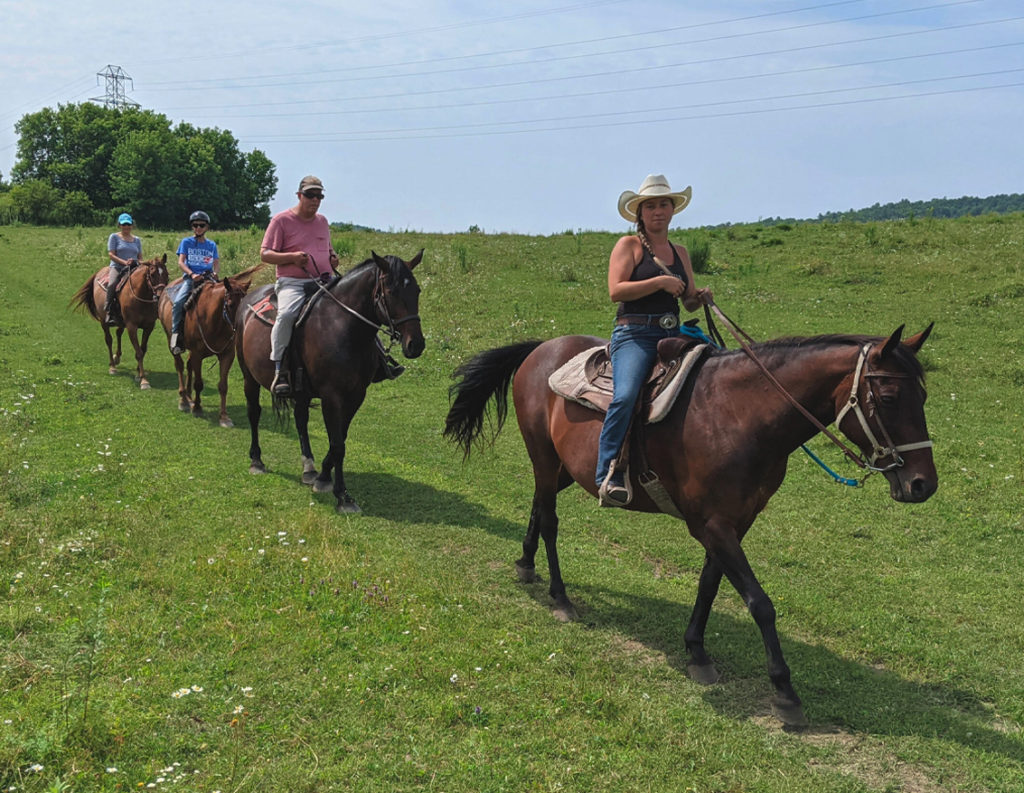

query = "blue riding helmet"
[{"left": 118, "top": 213, "right": 134, "bottom": 225}]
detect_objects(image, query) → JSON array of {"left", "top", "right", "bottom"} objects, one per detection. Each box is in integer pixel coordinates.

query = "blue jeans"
[
  {"left": 595, "top": 323, "right": 680, "bottom": 487},
  {"left": 171, "top": 276, "right": 199, "bottom": 335},
  {"left": 594, "top": 320, "right": 715, "bottom": 486}
]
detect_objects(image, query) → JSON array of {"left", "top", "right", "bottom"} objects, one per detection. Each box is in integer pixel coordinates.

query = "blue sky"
[{"left": 1, "top": 0, "right": 1021, "bottom": 233}]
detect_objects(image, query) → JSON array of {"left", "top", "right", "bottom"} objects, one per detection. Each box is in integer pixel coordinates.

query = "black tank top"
[{"left": 616, "top": 244, "right": 688, "bottom": 318}]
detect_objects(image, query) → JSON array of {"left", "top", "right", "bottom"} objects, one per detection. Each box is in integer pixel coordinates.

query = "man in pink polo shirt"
[{"left": 260, "top": 175, "right": 339, "bottom": 396}]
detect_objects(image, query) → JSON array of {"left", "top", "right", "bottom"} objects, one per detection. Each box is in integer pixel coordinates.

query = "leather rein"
[
  {"left": 704, "top": 301, "right": 933, "bottom": 479},
  {"left": 311, "top": 265, "right": 418, "bottom": 349}
]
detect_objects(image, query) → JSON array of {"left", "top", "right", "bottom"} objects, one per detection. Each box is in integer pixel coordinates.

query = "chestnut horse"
[
  {"left": 157, "top": 264, "right": 264, "bottom": 427},
  {"left": 444, "top": 326, "right": 937, "bottom": 726},
  {"left": 70, "top": 255, "right": 170, "bottom": 389},
  {"left": 235, "top": 251, "right": 425, "bottom": 514}
]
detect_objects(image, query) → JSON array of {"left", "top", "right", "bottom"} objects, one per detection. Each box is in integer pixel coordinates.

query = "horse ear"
[
  {"left": 408, "top": 248, "right": 424, "bottom": 270},
  {"left": 879, "top": 325, "right": 905, "bottom": 359},
  {"left": 902, "top": 322, "right": 933, "bottom": 353},
  {"left": 160, "top": 253, "right": 167, "bottom": 264},
  {"left": 370, "top": 250, "right": 389, "bottom": 273}
]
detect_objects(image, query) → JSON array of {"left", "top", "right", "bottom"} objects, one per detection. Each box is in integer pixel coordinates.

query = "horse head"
[
  {"left": 143, "top": 254, "right": 170, "bottom": 292},
  {"left": 837, "top": 324, "right": 937, "bottom": 503},
  {"left": 371, "top": 249, "right": 425, "bottom": 359},
  {"left": 221, "top": 264, "right": 264, "bottom": 328}
]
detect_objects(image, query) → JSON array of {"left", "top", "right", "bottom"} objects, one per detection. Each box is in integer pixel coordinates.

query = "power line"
[
  {"left": 237, "top": 70, "right": 1024, "bottom": 141},
  {"left": 142, "top": 0, "right": 987, "bottom": 92},
  {"left": 180, "top": 41, "right": 1024, "bottom": 119}
]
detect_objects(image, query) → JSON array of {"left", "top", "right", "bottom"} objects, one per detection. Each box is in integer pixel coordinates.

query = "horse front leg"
[
  {"left": 243, "top": 372, "right": 266, "bottom": 474},
  {"left": 702, "top": 523, "right": 807, "bottom": 727},
  {"left": 319, "top": 394, "right": 362, "bottom": 514},
  {"left": 216, "top": 352, "right": 234, "bottom": 428},
  {"left": 684, "top": 552, "right": 724, "bottom": 685},
  {"left": 128, "top": 326, "right": 152, "bottom": 389},
  {"left": 293, "top": 396, "right": 318, "bottom": 485}
]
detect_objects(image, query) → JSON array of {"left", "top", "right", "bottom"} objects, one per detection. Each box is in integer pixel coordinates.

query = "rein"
[
  {"left": 311, "top": 266, "right": 418, "bottom": 350},
  {"left": 125, "top": 261, "right": 164, "bottom": 304},
  {"left": 704, "top": 301, "right": 931, "bottom": 482}
]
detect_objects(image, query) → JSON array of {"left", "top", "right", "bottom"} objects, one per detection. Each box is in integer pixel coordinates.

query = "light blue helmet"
[{"left": 118, "top": 213, "right": 134, "bottom": 225}]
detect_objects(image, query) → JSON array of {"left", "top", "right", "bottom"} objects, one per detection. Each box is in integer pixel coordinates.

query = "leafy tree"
[{"left": 9, "top": 103, "right": 276, "bottom": 228}]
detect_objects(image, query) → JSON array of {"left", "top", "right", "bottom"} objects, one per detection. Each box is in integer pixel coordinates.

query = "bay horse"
[
  {"left": 157, "top": 264, "right": 264, "bottom": 427},
  {"left": 70, "top": 255, "right": 170, "bottom": 389},
  {"left": 235, "top": 251, "right": 424, "bottom": 514},
  {"left": 444, "top": 325, "right": 937, "bottom": 726}
]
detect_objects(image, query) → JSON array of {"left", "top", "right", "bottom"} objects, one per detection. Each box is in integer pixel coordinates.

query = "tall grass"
[{"left": 1, "top": 218, "right": 1022, "bottom": 792}]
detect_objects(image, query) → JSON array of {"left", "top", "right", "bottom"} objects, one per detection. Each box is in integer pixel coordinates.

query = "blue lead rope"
[{"left": 800, "top": 444, "right": 861, "bottom": 487}]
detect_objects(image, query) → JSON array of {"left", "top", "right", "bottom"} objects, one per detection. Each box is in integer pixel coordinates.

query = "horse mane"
[
  {"left": 727, "top": 333, "right": 925, "bottom": 381},
  {"left": 342, "top": 255, "right": 407, "bottom": 287}
]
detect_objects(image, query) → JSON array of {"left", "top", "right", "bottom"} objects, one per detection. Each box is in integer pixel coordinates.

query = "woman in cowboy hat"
[{"left": 596, "top": 174, "right": 713, "bottom": 507}]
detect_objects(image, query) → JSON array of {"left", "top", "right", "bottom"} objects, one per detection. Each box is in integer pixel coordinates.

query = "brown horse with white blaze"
[
  {"left": 158, "top": 264, "right": 264, "bottom": 427},
  {"left": 70, "top": 255, "right": 170, "bottom": 389},
  {"left": 444, "top": 325, "right": 937, "bottom": 726}
]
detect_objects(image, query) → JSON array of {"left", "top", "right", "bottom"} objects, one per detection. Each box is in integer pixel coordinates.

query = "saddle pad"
[{"left": 548, "top": 343, "right": 708, "bottom": 424}]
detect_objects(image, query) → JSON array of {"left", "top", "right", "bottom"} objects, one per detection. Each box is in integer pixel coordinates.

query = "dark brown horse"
[
  {"left": 157, "top": 265, "right": 264, "bottom": 427},
  {"left": 444, "top": 326, "right": 937, "bottom": 726},
  {"left": 70, "top": 255, "right": 170, "bottom": 389},
  {"left": 235, "top": 251, "right": 425, "bottom": 513}
]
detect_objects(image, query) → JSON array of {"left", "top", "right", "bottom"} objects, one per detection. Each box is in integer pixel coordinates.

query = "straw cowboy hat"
[{"left": 617, "top": 174, "right": 692, "bottom": 222}]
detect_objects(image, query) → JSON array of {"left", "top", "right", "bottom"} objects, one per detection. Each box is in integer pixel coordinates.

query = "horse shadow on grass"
[{"left": 518, "top": 576, "right": 1023, "bottom": 763}]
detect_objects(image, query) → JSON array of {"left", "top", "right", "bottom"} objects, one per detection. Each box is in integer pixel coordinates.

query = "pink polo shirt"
[{"left": 261, "top": 209, "right": 335, "bottom": 279}]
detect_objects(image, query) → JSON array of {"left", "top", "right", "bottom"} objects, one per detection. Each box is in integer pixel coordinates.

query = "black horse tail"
[
  {"left": 69, "top": 274, "right": 100, "bottom": 321},
  {"left": 444, "top": 340, "right": 543, "bottom": 458}
]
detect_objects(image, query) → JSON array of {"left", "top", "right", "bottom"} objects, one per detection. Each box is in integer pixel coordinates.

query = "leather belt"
[{"left": 616, "top": 313, "right": 680, "bottom": 330}]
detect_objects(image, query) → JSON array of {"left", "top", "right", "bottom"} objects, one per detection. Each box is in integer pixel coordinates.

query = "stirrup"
[
  {"left": 598, "top": 465, "right": 633, "bottom": 508},
  {"left": 271, "top": 371, "right": 291, "bottom": 396}
]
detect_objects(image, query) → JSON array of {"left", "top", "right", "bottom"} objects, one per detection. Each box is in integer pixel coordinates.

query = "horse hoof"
[
  {"left": 686, "top": 663, "right": 721, "bottom": 686},
  {"left": 771, "top": 697, "right": 809, "bottom": 728},
  {"left": 108, "top": 367, "right": 117, "bottom": 375},
  {"left": 336, "top": 500, "right": 362, "bottom": 515},
  {"left": 551, "top": 604, "right": 578, "bottom": 623},
  {"left": 178, "top": 402, "right": 190, "bottom": 412},
  {"left": 140, "top": 381, "right": 151, "bottom": 390},
  {"left": 515, "top": 563, "right": 537, "bottom": 583},
  {"left": 312, "top": 478, "right": 333, "bottom": 493},
  {"left": 219, "top": 418, "right": 234, "bottom": 429},
  {"left": 249, "top": 463, "right": 267, "bottom": 475},
  {"left": 301, "top": 470, "right": 319, "bottom": 486}
]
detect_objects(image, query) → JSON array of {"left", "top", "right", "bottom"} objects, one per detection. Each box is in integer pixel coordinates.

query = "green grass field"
[{"left": 1, "top": 217, "right": 1022, "bottom": 792}]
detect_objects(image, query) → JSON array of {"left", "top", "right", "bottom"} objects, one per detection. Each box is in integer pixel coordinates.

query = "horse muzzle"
[{"left": 886, "top": 465, "right": 938, "bottom": 503}]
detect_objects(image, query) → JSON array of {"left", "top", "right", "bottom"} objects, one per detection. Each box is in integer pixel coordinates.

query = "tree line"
[
  {"left": 0, "top": 103, "right": 277, "bottom": 229},
  {"left": 761, "top": 193, "right": 1024, "bottom": 226}
]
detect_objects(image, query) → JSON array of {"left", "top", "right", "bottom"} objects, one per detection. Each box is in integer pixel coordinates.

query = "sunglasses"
[
  {"left": 302, "top": 192, "right": 324, "bottom": 200},
  {"left": 191, "top": 223, "right": 208, "bottom": 229}
]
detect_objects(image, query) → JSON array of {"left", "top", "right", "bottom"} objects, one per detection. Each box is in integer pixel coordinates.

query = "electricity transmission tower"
[{"left": 90, "top": 65, "right": 140, "bottom": 109}]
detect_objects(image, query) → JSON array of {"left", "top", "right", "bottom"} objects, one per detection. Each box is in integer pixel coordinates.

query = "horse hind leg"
[
  {"left": 517, "top": 467, "right": 576, "bottom": 622},
  {"left": 684, "top": 553, "right": 724, "bottom": 685},
  {"left": 243, "top": 374, "right": 266, "bottom": 474}
]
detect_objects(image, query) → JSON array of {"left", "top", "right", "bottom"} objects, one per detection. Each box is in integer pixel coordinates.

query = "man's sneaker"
[
  {"left": 169, "top": 333, "right": 183, "bottom": 355},
  {"left": 271, "top": 371, "right": 291, "bottom": 397}
]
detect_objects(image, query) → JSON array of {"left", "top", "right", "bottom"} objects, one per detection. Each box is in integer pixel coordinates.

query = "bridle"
[
  {"left": 834, "top": 343, "right": 933, "bottom": 473},
  {"left": 125, "top": 259, "right": 167, "bottom": 304},
  {"left": 313, "top": 264, "right": 419, "bottom": 350},
  {"left": 706, "top": 301, "right": 932, "bottom": 479}
]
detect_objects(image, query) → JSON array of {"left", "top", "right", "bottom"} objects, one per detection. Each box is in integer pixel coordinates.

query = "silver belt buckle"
[{"left": 659, "top": 314, "right": 679, "bottom": 330}]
